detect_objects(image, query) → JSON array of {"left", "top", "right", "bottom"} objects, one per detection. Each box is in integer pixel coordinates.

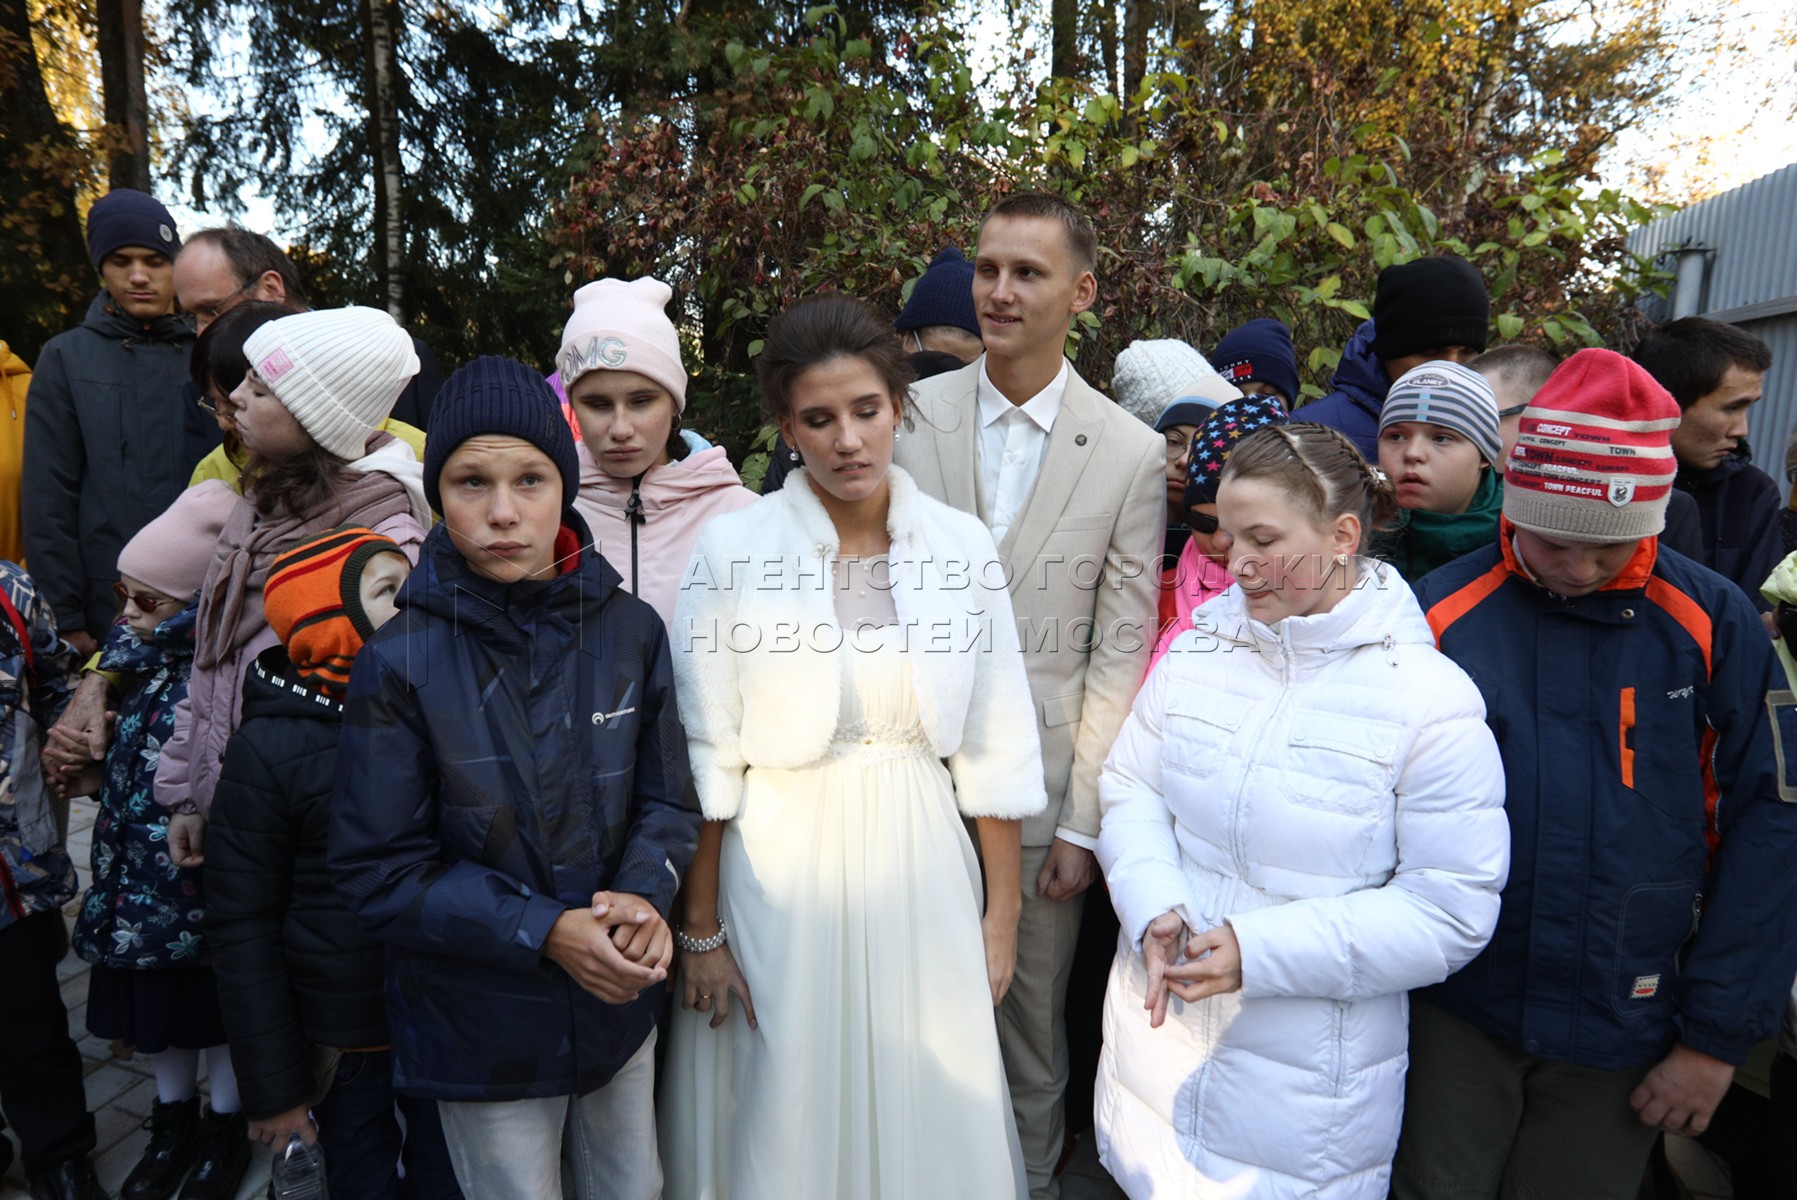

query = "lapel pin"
[{"left": 1075, "top": 434, "right": 1088, "bottom": 446}]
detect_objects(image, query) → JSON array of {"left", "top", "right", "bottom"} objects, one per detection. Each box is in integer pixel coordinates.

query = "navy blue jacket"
[
  {"left": 1294, "top": 319, "right": 1389, "bottom": 459},
  {"left": 1414, "top": 529, "right": 1797, "bottom": 1070},
  {"left": 328, "top": 517, "right": 702, "bottom": 1101},
  {"left": 1675, "top": 443, "right": 1783, "bottom": 614}
]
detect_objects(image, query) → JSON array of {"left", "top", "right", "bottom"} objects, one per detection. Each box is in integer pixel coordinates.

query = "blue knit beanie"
[
  {"left": 894, "top": 247, "right": 980, "bottom": 339},
  {"left": 1209, "top": 319, "right": 1300, "bottom": 408},
  {"left": 86, "top": 188, "right": 181, "bottom": 266},
  {"left": 424, "top": 356, "right": 580, "bottom": 515}
]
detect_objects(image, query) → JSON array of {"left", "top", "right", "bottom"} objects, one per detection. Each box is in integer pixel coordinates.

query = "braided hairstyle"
[{"left": 1218, "top": 421, "right": 1400, "bottom": 553}]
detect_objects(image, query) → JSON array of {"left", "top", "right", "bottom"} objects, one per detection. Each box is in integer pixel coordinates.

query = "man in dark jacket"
[
  {"left": 329, "top": 357, "right": 701, "bottom": 1200},
  {"left": 1390, "top": 350, "right": 1797, "bottom": 1200},
  {"left": 21, "top": 189, "right": 195, "bottom": 655},
  {"left": 172, "top": 227, "right": 444, "bottom": 432},
  {"left": 1302, "top": 255, "right": 1490, "bottom": 458},
  {"left": 1634, "top": 317, "right": 1781, "bottom": 623}
]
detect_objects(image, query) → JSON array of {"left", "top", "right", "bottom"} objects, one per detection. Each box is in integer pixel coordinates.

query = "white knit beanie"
[
  {"left": 1112, "top": 339, "right": 1242, "bottom": 428},
  {"left": 557, "top": 277, "right": 687, "bottom": 411},
  {"left": 244, "top": 307, "right": 420, "bottom": 460}
]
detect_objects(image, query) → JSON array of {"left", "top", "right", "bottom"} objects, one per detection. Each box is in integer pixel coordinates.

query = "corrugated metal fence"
[{"left": 1627, "top": 163, "right": 1797, "bottom": 481}]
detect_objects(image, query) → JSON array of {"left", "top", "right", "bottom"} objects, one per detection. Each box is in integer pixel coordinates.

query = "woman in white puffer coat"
[{"left": 1096, "top": 422, "right": 1510, "bottom": 1200}]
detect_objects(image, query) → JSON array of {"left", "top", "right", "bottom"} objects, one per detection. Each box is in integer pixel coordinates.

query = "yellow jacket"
[
  {"left": 188, "top": 418, "right": 428, "bottom": 491},
  {"left": 0, "top": 342, "right": 30, "bottom": 564}
]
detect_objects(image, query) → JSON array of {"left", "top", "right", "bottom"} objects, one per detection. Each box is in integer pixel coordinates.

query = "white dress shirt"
[
  {"left": 976, "top": 357, "right": 1069, "bottom": 547},
  {"left": 974, "top": 357, "right": 1097, "bottom": 853}
]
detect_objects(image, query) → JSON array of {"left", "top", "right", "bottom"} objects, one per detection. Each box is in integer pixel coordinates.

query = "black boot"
[
  {"left": 27, "top": 1156, "right": 108, "bottom": 1200},
  {"left": 121, "top": 1096, "right": 200, "bottom": 1200},
  {"left": 176, "top": 1107, "right": 249, "bottom": 1200}
]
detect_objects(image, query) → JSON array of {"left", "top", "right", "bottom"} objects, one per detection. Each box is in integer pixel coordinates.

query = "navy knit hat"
[
  {"left": 894, "top": 247, "right": 980, "bottom": 339},
  {"left": 1210, "top": 319, "right": 1300, "bottom": 407},
  {"left": 1369, "top": 256, "right": 1490, "bottom": 361},
  {"left": 86, "top": 188, "right": 181, "bottom": 266},
  {"left": 424, "top": 356, "right": 580, "bottom": 515},
  {"left": 1184, "top": 394, "right": 1290, "bottom": 510}
]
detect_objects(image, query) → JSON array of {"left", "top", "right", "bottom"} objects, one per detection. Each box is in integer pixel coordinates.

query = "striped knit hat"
[
  {"left": 264, "top": 527, "right": 406, "bottom": 696},
  {"left": 1503, "top": 348, "right": 1681, "bottom": 544},
  {"left": 244, "top": 307, "right": 420, "bottom": 459},
  {"left": 1379, "top": 361, "right": 1502, "bottom": 465}
]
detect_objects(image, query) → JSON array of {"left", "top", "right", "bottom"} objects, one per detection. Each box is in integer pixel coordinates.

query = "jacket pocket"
[
  {"left": 1040, "top": 690, "right": 1084, "bottom": 729},
  {"left": 1609, "top": 879, "right": 1700, "bottom": 1019},
  {"left": 1276, "top": 713, "right": 1400, "bottom": 817},
  {"left": 1163, "top": 694, "right": 1240, "bottom": 780}
]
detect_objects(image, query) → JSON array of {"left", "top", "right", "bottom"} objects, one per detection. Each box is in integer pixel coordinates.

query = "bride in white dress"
[{"left": 661, "top": 295, "right": 1044, "bottom": 1199}]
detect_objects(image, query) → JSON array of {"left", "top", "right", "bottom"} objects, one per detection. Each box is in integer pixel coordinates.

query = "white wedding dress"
[{"left": 660, "top": 558, "right": 1026, "bottom": 1200}]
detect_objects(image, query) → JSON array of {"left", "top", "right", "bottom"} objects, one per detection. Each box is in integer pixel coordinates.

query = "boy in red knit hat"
[{"left": 1390, "top": 349, "right": 1797, "bottom": 1199}]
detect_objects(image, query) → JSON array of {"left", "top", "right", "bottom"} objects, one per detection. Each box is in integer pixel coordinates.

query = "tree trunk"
[
  {"left": 1051, "top": 0, "right": 1080, "bottom": 80},
  {"left": 1095, "top": 0, "right": 1119, "bottom": 98},
  {"left": 1123, "top": 0, "right": 1151, "bottom": 102},
  {"left": 95, "top": 0, "right": 151, "bottom": 191},
  {"left": 1448, "top": 7, "right": 1519, "bottom": 231},
  {"left": 363, "top": 0, "right": 405, "bottom": 321},
  {"left": 0, "top": 0, "right": 94, "bottom": 357}
]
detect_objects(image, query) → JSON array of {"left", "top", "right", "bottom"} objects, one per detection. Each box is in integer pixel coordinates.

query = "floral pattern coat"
[{"left": 74, "top": 603, "right": 207, "bottom": 969}]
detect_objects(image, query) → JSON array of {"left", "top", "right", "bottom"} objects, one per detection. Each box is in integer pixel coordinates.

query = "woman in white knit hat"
[
  {"left": 157, "top": 306, "right": 433, "bottom": 874},
  {"left": 560, "top": 276, "right": 757, "bottom": 625}
]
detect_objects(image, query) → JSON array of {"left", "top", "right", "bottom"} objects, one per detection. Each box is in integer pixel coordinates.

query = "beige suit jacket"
[{"left": 896, "top": 358, "right": 1164, "bottom": 847}]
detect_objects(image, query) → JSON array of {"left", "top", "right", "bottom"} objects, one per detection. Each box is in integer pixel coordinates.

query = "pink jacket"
[
  {"left": 572, "top": 443, "right": 758, "bottom": 627},
  {"left": 1148, "top": 538, "right": 1235, "bottom": 670}
]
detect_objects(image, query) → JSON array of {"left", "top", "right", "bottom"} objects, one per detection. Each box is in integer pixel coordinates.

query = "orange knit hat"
[{"left": 264, "top": 527, "right": 405, "bottom": 696}]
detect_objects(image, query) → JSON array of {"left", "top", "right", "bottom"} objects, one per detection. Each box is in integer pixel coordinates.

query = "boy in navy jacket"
[
  {"left": 1390, "top": 350, "right": 1797, "bottom": 1199},
  {"left": 329, "top": 358, "right": 702, "bottom": 1200}
]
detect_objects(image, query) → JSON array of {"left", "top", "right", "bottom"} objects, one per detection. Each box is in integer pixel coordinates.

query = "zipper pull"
[
  {"left": 1384, "top": 633, "right": 1398, "bottom": 667},
  {"left": 624, "top": 478, "right": 646, "bottom": 525}
]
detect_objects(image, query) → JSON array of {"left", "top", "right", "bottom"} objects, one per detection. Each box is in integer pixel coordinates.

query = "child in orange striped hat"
[
  {"left": 205, "top": 527, "right": 462, "bottom": 1194},
  {"left": 261, "top": 527, "right": 410, "bottom": 698}
]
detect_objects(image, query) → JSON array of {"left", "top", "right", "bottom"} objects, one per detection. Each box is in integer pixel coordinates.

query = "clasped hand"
[
  {"left": 544, "top": 891, "right": 671, "bottom": 1005},
  {"left": 1140, "top": 910, "right": 1243, "bottom": 1029}
]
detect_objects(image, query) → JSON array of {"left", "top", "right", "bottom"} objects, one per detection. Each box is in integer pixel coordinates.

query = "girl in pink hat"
[{"left": 559, "top": 277, "right": 757, "bottom": 626}]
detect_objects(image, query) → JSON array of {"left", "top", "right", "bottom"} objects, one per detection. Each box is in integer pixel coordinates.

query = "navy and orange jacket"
[{"left": 1412, "top": 521, "right": 1797, "bottom": 1071}]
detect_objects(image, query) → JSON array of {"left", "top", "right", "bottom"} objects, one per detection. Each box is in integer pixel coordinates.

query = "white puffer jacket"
[{"left": 1096, "top": 562, "right": 1509, "bottom": 1199}]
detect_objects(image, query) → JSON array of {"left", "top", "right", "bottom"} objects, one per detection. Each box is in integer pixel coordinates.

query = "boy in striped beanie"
[
  {"left": 262, "top": 528, "right": 410, "bottom": 697},
  {"left": 1373, "top": 360, "right": 1505, "bottom": 580}
]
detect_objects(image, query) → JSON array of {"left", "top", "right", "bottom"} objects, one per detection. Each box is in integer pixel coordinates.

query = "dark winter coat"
[
  {"left": 1415, "top": 526, "right": 1797, "bottom": 1071},
  {"left": 206, "top": 648, "right": 389, "bottom": 1120},
  {"left": 73, "top": 604, "right": 206, "bottom": 969},
  {"left": 1294, "top": 319, "right": 1389, "bottom": 459},
  {"left": 329, "top": 516, "right": 702, "bottom": 1102},
  {"left": 1675, "top": 443, "right": 1783, "bottom": 613},
  {"left": 21, "top": 294, "right": 198, "bottom": 636},
  {"left": 0, "top": 560, "right": 77, "bottom": 932}
]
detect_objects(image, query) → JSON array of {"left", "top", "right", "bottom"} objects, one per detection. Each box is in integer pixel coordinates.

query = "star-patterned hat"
[{"left": 1184, "top": 393, "right": 1290, "bottom": 510}]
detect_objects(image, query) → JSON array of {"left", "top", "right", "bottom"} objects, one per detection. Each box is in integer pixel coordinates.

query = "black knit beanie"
[
  {"left": 423, "top": 355, "right": 580, "bottom": 515},
  {"left": 1369, "top": 255, "right": 1491, "bottom": 360},
  {"left": 86, "top": 188, "right": 181, "bottom": 266}
]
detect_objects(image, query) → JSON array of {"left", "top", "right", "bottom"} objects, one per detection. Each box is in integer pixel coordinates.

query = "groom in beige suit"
[{"left": 894, "top": 193, "right": 1162, "bottom": 1198}]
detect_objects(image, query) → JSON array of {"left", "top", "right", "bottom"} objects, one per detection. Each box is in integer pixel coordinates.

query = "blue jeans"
[{"left": 311, "top": 1050, "right": 462, "bottom": 1200}]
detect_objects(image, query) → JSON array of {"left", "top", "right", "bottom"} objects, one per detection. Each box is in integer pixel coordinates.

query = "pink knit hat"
[
  {"left": 117, "top": 480, "right": 238, "bottom": 600},
  {"left": 1503, "top": 349, "right": 1681, "bottom": 543},
  {"left": 556, "top": 277, "right": 687, "bottom": 411}
]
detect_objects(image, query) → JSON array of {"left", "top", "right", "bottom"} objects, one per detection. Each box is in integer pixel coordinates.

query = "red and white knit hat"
[{"left": 1502, "top": 348, "right": 1681, "bottom": 543}]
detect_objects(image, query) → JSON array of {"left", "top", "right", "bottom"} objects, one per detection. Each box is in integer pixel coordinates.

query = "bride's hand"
[
  {"left": 981, "top": 905, "right": 1020, "bottom": 1006},
  {"left": 681, "top": 941, "right": 758, "bottom": 1031},
  {"left": 1141, "top": 910, "right": 1191, "bottom": 1029}
]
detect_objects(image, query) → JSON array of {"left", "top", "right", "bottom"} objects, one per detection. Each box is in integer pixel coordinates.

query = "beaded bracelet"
[{"left": 675, "top": 916, "right": 728, "bottom": 954}]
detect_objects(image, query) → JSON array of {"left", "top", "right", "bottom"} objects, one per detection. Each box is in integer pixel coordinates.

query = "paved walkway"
[{"left": 1, "top": 800, "right": 1727, "bottom": 1200}]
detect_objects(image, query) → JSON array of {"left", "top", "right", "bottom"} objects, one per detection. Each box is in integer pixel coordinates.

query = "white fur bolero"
[{"left": 671, "top": 465, "right": 1048, "bottom": 823}]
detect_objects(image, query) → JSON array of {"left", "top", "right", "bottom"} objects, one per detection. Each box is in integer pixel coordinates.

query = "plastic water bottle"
[{"left": 270, "top": 1134, "right": 329, "bottom": 1199}]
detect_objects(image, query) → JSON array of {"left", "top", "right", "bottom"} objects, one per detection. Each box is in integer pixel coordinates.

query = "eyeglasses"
[
  {"left": 1163, "top": 434, "right": 1192, "bottom": 461},
  {"left": 112, "top": 582, "right": 182, "bottom": 612},
  {"left": 1186, "top": 511, "right": 1220, "bottom": 535},
  {"left": 1497, "top": 403, "right": 1529, "bottom": 419},
  {"left": 185, "top": 279, "right": 259, "bottom": 326}
]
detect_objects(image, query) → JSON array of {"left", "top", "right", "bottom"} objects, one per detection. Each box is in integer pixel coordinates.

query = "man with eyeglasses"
[
  {"left": 20, "top": 189, "right": 195, "bottom": 659},
  {"left": 172, "top": 227, "right": 443, "bottom": 431}
]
